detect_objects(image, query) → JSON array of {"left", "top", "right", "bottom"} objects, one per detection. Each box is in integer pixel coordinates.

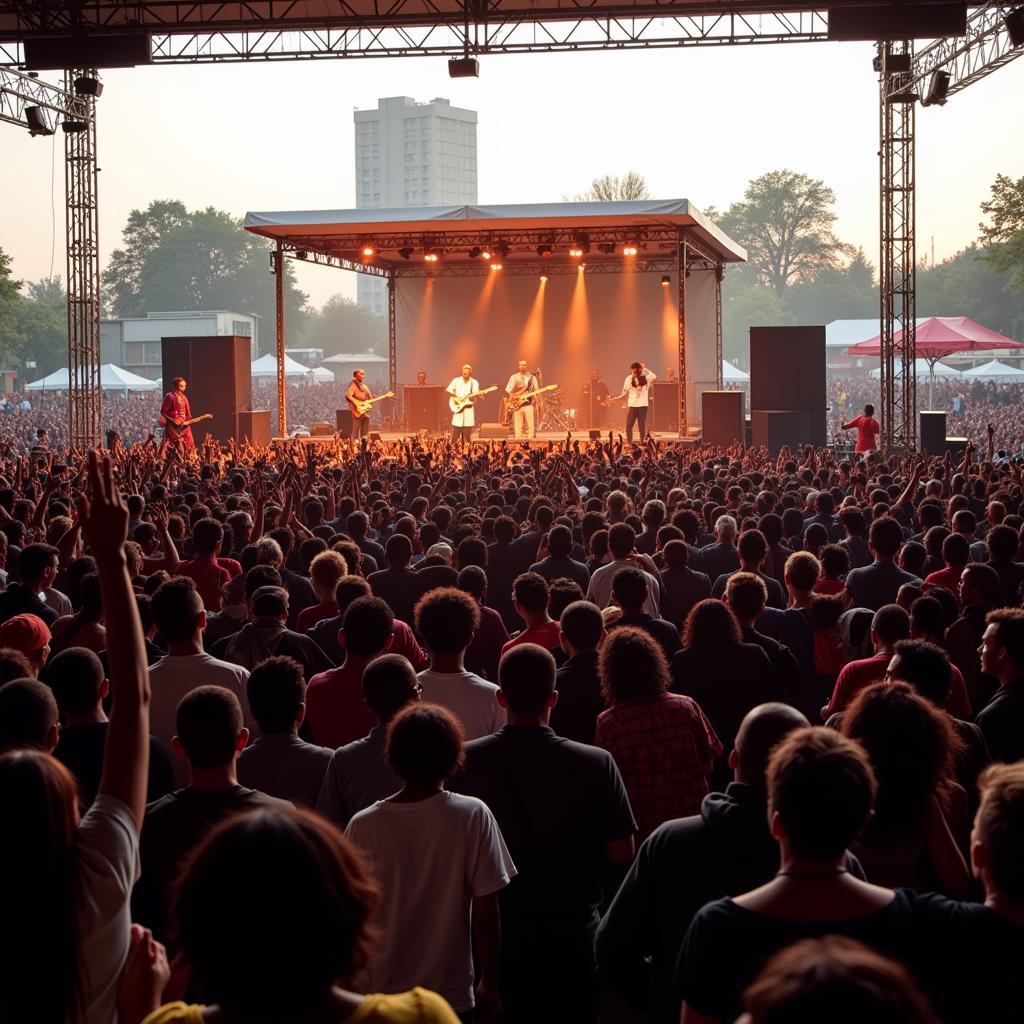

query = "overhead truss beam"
[{"left": 0, "top": 64, "right": 84, "bottom": 129}]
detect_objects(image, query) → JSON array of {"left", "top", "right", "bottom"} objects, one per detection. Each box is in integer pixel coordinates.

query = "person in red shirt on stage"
[
  {"left": 842, "top": 403, "right": 880, "bottom": 453},
  {"left": 160, "top": 376, "right": 195, "bottom": 450}
]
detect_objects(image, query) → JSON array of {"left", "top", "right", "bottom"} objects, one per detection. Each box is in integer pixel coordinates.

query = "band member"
[
  {"left": 581, "top": 370, "right": 610, "bottom": 429},
  {"left": 505, "top": 359, "right": 540, "bottom": 440},
  {"left": 346, "top": 368, "right": 373, "bottom": 439},
  {"left": 160, "top": 376, "right": 195, "bottom": 450},
  {"left": 416, "top": 371, "right": 428, "bottom": 386},
  {"left": 447, "top": 363, "right": 480, "bottom": 444},
  {"left": 612, "top": 361, "right": 656, "bottom": 442},
  {"left": 842, "top": 403, "right": 880, "bottom": 453}
]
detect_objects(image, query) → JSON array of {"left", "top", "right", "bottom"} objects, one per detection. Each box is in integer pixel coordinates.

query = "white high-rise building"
[{"left": 354, "top": 96, "right": 478, "bottom": 317}]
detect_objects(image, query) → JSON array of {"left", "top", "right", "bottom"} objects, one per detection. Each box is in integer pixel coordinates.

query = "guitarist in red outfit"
[{"left": 160, "top": 377, "right": 196, "bottom": 450}]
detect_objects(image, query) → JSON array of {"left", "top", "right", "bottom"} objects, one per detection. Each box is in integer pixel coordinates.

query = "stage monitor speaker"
[
  {"left": 919, "top": 411, "right": 947, "bottom": 455},
  {"left": 650, "top": 381, "right": 680, "bottom": 433},
  {"left": 750, "top": 326, "right": 826, "bottom": 413},
  {"left": 336, "top": 408, "right": 353, "bottom": 439},
  {"left": 945, "top": 437, "right": 969, "bottom": 459},
  {"left": 404, "top": 385, "right": 447, "bottom": 432},
  {"left": 233, "top": 411, "right": 272, "bottom": 446},
  {"left": 479, "top": 423, "right": 510, "bottom": 439},
  {"left": 160, "top": 336, "right": 252, "bottom": 444},
  {"left": 702, "top": 391, "right": 745, "bottom": 447},
  {"left": 310, "top": 422, "right": 333, "bottom": 437}
]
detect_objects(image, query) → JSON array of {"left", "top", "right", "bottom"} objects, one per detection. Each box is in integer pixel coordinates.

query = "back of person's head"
[
  {"left": 733, "top": 703, "right": 809, "bottom": 786},
  {"left": 0, "top": 613, "right": 51, "bottom": 668},
  {"left": 245, "top": 564, "right": 283, "bottom": 601},
  {"left": 986, "top": 523, "right": 1019, "bottom": 563},
  {"left": 40, "top": 647, "right": 105, "bottom": 717},
  {"left": 547, "top": 577, "right": 584, "bottom": 619},
  {"left": 611, "top": 565, "right": 649, "bottom": 611},
  {"left": 0, "top": 748, "right": 85, "bottom": 1020},
  {"left": 175, "top": 686, "right": 244, "bottom": 770},
  {"left": 889, "top": 639, "right": 953, "bottom": 707},
  {"left": 251, "top": 586, "right": 288, "bottom": 620},
  {"left": 909, "top": 595, "right": 944, "bottom": 639},
  {"left": 17, "top": 543, "right": 57, "bottom": 586},
  {"left": 246, "top": 656, "right": 304, "bottom": 734},
  {"left": 559, "top": 600, "right": 604, "bottom": 653},
  {"left": 784, "top": 551, "right": 821, "bottom": 593},
  {"left": 0, "top": 647, "right": 33, "bottom": 686},
  {"left": 715, "top": 514, "right": 738, "bottom": 539},
  {"left": 738, "top": 529, "right": 768, "bottom": 566},
  {"left": 192, "top": 517, "right": 223, "bottom": 556},
  {"left": 362, "top": 654, "right": 419, "bottom": 721},
  {"left": 335, "top": 575, "right": 372, "bottom": 614},
  {"left": 341, "top": 596, "right": 394, "bottom": 658},
  {"left": 871, "top": 604, "right": 910, "bottom": 646},
  {"left": 513, "top": 571, "right": 549, "bottom": 613},
  {"left": 152, "top": 576, "right": 204, "bottom": 644},
  {"left": 725, "top": 572, "right": 769, "bottom": 621},
  {"left": 499, "top": 644, "right": 556, "bottom": 716},
  {"left": 742, "top": 936, "right": 938, "bottom": 1024},
  {"left": 386, "top": 703, "right": 464, "bottom": 785},
  {"left": 962, "top": 562, "right": 1000, "bottom": 607},
  {"left": 457, "top": 564, "right": 487, "bottom": 601},
  {"left": 841, "top": 682, "right": 959, "bottom": 845},
  {"left": 173, "top": 806, "right": 377, "bottom": 1015},
  {"left": 607, "top": 522, "right": 636, "bottom": 559},
  {"left": 940, "top": 532, "right": 970, "bottom": 569},
  {"left": 0, "top": 679, "right": 58, "bottom": 752},
  {"left": 600, "top": 626, "right": 669, "bottom": 703},
  {"left": 455, "top": 536, "right": 486, "bottom": 570},
  {"left": 820, "top": 544, "right": 851, "bottom": 580},
  {"left": 864, "top": 403, "right": 875, "bottom": 416},
  {"left": 494, "top": 515, "right": 516, "bottom": 544},
  {"left": 385, "top": 531, "right": 413, "bottom": 569},
  {"left": 662, "top": 538, "right": 689, "bottom": 570},
  {"left": 768, "top": 727, "right": 876, "bottom": 860},
  {"left": 838, "top": 506, "right": 866, "bottom": 537},
  {"left": 415, "top": 587, "right": 480, "bottom": 654},
  {"left": 545, "top": 524, "right": 572, "bottom": 559},
  {"left": 869, "top": 516, "right": 903, "bottom": 558},
  {"left": 684, "top": 598, "right": 741, "bottom": 649},
  {"left": 974, "top": 762, "right": 1024, "bottom": 903},
  {"left": 309, "top": 550, "right": 347, "bottom": 602}
]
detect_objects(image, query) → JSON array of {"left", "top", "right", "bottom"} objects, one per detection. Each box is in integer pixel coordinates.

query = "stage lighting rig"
[
  {"left": 398, "top": 247, "right": 414, "bottom": 260},
  {"left": 424, "top": 249, "right": 441, "bottom": 263},
  {"left": 536, "top": 244, "right": 552, "bottom": 257},
  {"left": 24, "top": 105, "right": 54, "bottom": 136},
  {"left": 623, "top": 243, "right": 638, "bottom": 256},
  {"left": 361, "top": 245, "right": 376, "bottom": 258},
  {"left": 495, "top": 242, "right": 510, "bottom": 259},
  {"left": 661, "top": 275, "right": 671, "bottom": 286},
  {"left": 569, "top": 245, "right": 584, "bottom": 258},
  {"left": 468, "top": 247, "right": 481, "bottom": 258},
  {"left": 597, "top": 243, "right": 615, "bottom": 255},
  {"left": 490, "top": 262, "right": 503, "bottom": 271},
  {"left": 481, "top": 247, "right": 492, "bottom": 260}
]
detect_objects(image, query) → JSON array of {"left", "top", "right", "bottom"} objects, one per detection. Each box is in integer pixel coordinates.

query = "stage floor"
[{"left": 280, "top": 430, "right": 699, "bottom": 445}]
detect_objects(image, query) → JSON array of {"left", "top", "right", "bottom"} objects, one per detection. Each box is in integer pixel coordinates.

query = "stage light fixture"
[
  {"left": 469, "top": 247, "right": 481, "bottom": 258},
  {"left": 62, "top": 116, "right": 88, "bottom": 133},
  {"left": 536, "top": 244, "right": 552, "bottom": 257},
  {"left": 623, "top": 244, "right": 638, "bottom": 256},
  {"left": 921, "top": 69, "right": 950, "bottom": 106},
  {"left": 539, "top": 273, "right": 549, "bottom": 282},
  {"left": 481, "top": 248, "right": 492, "bottom": 260},
  {"left": 490, "top": 262, "right": 503, "bottom": 271},
  {"left": 24, "top": 106, "right": 53, "bottom": 136},
  {"left": 74, "top": 74, "right": 103, "bottom": 97},
  {"left": 661, "top": 275, "right": 671, "bottom": 286},
  {"left": 1005, "top": 7, "right": 1024, "bottom": 46},
  {"left": 569, "top": 245, "right": 584, "bottom": 258},
  {"left": 361, "top": 245, "right": 376, "bottom": 258},
  {"left": 496, "top": 242, "right": 510, "bottom": 258},
  {"left": 398, "top": 247, "right": 414, "bottom": 260},
  {"left": 424, "top": 251, "right": 440, "bottom": 263}
]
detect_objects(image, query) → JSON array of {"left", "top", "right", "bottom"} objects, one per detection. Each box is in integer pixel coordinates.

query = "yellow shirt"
[{"left": 143, "top": 989, "right": 460, "bottom": 1024}]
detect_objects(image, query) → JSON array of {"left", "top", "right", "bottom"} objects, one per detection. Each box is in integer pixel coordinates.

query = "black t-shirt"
[
  {"left": 453, "top": 726, "right": 635, "bottom": 936},
  {"left": 54, "top": 723, "right": 175, "bottom": 807},
  {"left": 675, "top": 889, "right": 917, "bottom": 1022},
  {"left": 910, "top": 893, "right": 1024, "bottom": 1024},
  {"left": 551, "top": 651, "right": 605, "bottom": 745}
]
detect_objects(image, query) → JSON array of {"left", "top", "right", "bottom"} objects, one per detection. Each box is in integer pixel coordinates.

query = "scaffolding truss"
[{"left": 0, "top": 65, "right": 77, "bottom": 129}]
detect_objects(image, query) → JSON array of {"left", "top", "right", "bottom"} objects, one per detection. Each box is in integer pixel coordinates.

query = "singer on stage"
[
  {"left": 160, "top": 377, "right": 195, "bottom": 450},
  {"left": 505, "top": 360, "right": 540, "bottom": 439}
]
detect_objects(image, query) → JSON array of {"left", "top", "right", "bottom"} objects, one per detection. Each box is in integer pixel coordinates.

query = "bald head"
[{"left": 733, "top": 702, "right": 808, "bottom": 785}]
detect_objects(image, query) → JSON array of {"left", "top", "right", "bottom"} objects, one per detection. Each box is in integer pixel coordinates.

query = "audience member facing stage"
[{"left": 134, "top": 806, "right": 461, "bottom": 1024}]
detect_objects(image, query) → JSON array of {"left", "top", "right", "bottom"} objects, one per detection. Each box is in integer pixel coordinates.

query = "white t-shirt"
[
  {"left": 148, "top": 652, "right": 252, "bottom": 786},
  {"left": 586, "top": 558, "right": 662, "bottom": 615},
  {"left": 447, "top": 376, "right": 479, "bottom": 427},
  {"left": 76, "top": 794, "right": 140, "bottom": 1024},
  {"left": 346, "top": 792, "right": 516, "bottom": 1012},
  {"left": 621, "top": 368, "right": 656, "bottom": 407},
  {"left": 417, "top": 668, "right": 506, "bottom": 740}
]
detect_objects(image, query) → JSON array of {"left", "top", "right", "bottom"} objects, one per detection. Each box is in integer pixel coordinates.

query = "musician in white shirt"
[
  {"left": 613, "top": 361, "right": 656, "bottom": 441},
  {"left": 447, "top": 363, "right": 480, "bottom": 443},
  {"left": 505, "top": 359, "right": 540, "bottom": 439}
]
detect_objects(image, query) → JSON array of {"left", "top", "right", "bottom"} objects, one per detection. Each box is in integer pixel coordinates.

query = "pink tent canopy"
[{"left": 849, "top": 316, "right": 1024, "bottom": 356}]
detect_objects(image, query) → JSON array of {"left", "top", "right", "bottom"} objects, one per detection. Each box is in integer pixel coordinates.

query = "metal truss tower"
[
  {"left": 878, "top": 41, "right": 917, "bottom": 450},
  {"left": 64, "top": 69, "right": 102, "bottom": 448}
]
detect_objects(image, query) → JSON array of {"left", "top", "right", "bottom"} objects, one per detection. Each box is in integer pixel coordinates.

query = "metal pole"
[
  {"left": 677, "top": 236, "right": 687, "bottom": 435},
  {"left": 274, "top": 241, "right": 287, "bottom": 438},
  {"left": 388, "top": 270, "right": 397, "bottom": 425}
]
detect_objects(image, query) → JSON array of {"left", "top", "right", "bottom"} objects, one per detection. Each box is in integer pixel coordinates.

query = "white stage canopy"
[
  {"left": 252, "top": 353, "right": 332, "bottom": 382},
  {"left": 722, "top": 360, "right": 749, "bottom": 382},
  {"left": 27, "top": 364, "right": 159, "bottom": 391},
  {"left": 961, "top": 359, "right": 1024, "bottom": 382},
  {"left": 869, "top": 359, "right": 961, "bottom": 380}
]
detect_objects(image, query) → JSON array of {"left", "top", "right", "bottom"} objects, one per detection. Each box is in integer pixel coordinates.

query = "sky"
[{"left": 1, "top": 38, "right": 1022, "bottom": 311}]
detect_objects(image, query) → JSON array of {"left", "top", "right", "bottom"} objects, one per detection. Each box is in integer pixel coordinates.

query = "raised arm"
[{"left": 83, "top": 450, "right": 151, "bottom": 830}]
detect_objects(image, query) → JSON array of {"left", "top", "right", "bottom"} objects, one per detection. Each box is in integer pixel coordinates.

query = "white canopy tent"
[
  {"left": 961, "top": 359, "right": 1024, "bottom": 382},
  {"left": 26, "top": 364, "right": 160, "bottom": 392},
  {"left": 251, "top": 353, "right": 334, "bottom": 384},
  {"left": 722, "top": 360, "right": 749, "bottom": 382},
  {"left": 869, "top": 359, "right": 961, "bottom": 379}
]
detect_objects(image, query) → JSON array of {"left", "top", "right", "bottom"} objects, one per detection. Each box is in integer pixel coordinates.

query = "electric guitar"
[
  {"left": 160, "top": 413, "right": 213, "bottom": 435},
  {"left": 450, "top": 385, "right": 497, "bottom": 413},
  {"left": 506, "top": 383, "right": 558, "bottom": 411},
  {"left": 350, "top": 390, "right": 394, "bottom": 418}
]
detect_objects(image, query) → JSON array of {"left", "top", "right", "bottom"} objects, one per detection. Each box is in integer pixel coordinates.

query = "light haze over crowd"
[{"left": 1, "top": 39, "right": 1021, "bottom": 308}]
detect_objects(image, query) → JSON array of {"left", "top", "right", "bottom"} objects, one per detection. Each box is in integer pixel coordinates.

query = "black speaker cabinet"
[
  {"left": 649, "top": 381, "right": 680, "bottom": 433},
  {"left": 479, "top": 423, "right": 510, "bottom": 439},
  {"left": 404, "top": 385, "right": 447, "bottom": 432},
  {"left": 752, "top": 410, "right": 827, "bottom": 454},
  {"left": 702, "top": 391, "right": 745, "bottom": 446},
  {"left": 336, "top": 408, "right": 353, "bottom": 439},
  {"left": 750, "top": 326, "right": 826, "bottom": 413},
  {"left": 919, "top": 411, "right": 947, "bottom": 456},
  {"left": 235, "top": 410, "right": 272, "bottom": 446}
]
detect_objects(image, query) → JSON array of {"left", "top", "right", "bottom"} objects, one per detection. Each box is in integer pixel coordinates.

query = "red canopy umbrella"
[{"left": 849, "top": 316, "right": 1024, "bottom": 405}]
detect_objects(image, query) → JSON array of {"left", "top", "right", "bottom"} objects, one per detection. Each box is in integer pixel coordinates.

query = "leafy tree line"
[{"left": 0, "top": 250, "right": 68, "bottom": 379}]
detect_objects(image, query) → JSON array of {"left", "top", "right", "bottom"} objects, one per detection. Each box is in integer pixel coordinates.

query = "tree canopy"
[
  {"left": 569, "top": 172, "right": 651, "bottom": 202},
  {"left": 979, "top": 173, "right": 1024, "bottom": 292},
  {"left": 303, "top": 294, "right": 386, "bottom": 359}
]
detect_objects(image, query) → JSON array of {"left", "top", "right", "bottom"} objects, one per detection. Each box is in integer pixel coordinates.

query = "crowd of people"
[{"left": 1, "top": 406, "right": 1024, "bottom": 1024}]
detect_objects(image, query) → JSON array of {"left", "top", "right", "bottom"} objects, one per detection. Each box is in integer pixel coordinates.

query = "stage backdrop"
[{"left": 393, "top": 269, "right": 718, "bottom": 430}]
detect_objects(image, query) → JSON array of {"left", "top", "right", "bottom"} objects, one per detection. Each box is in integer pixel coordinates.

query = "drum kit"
[{"left": 499, "top": 385, "right": 575, "bottom": 431}]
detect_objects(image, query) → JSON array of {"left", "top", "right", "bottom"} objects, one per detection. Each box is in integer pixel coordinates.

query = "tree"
[
  {"left": 0, "top": 245, "right": 21, "bottom": 367},
  {"left": 103, "top": 200, "right": 310, "bottom": 353},
  {"left": 14, "top": 277, "right": 67, "bottom": 375},
  {"left": 783, "top": 249, "right": 878, "bottom": 324},
  {"left": 979, "top": 173, "right": 1024, "bottom": 291},
  {"left": 720, "top": 170, "right": 852, "bottom": 293},
  {"left": 721, "top": 277, "right": 789, "bottom": 365},
  {"left": 569, "top": 171, "right": 651, "bottom": 202},
  {"left": 304, "top": 294, "right": 386, "bottom": 358}
]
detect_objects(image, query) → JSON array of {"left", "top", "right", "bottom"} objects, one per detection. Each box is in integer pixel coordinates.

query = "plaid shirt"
[{"left": 595, "top": 692, "right": 722, "bottom": 840}]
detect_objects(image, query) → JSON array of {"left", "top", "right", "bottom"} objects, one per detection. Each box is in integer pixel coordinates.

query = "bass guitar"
[
  {"left": 450, "top": 385, "right": 497, "bottom": 413},
  {"left": 506, "top": 383, "right": 558, "bottom": 412},
  {"left": 350, "top": 391, "right": 395, "bottom": 418},
  {"left": 160, "top": 413, "right": 213, "bottom": 435}
]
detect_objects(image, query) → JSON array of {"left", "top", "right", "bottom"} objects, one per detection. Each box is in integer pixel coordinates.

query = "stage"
[{"left": 280, "top": 430, "right": 702, "bottom": 446}]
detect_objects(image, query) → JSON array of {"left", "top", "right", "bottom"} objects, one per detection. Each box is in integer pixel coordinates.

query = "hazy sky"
[{"left": 1, "top": 39, "right": 1021, "bottom": 311}]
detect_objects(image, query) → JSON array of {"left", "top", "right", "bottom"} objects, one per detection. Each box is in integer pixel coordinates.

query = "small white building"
[{"left": 101, "top": 310, "right": 260, "bottom": 380}]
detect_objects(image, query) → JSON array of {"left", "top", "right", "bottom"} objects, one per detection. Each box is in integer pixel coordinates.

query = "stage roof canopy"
[{"left": 244, "top": 200, "right": 746, "bottom": 273}]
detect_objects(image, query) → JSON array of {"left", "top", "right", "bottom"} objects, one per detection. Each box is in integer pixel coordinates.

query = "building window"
[{"left": 232, "top": 320, "right": 252, "bottom": 337}]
